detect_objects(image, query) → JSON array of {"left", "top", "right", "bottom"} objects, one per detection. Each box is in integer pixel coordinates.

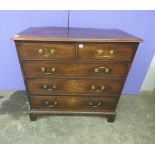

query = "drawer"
[
  {"left": 26, "top": 79, "right": 124, "bottom": 95},
  {"left": 78, "top": 43, "right": 138, "bottom": 61},
  {"left": 29, "top": 95, "right": 118, "bottom": 111},
  {"left": 16, "top": 43, "right": 76, "bottom": 60},
  {"left": 22, "top": 61, "right": 129, "bottom": 78}
]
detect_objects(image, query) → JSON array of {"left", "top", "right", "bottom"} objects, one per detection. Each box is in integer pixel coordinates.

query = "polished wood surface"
[
  {"left": 22, "top": 61, "right": 129, "bottom": 78},
  {"left": 26, "top": 79, "right": 124, "bottom": 95},
  {"left": 78, "top": 43, "right": 139, "bottom": 61},
  {"left": 12, "top": 27, "right": 143, "bottom": 42},
  {"left": 12, "top": 27, "right": 142, "bottom": 122},
  {"left": 16, "top": 43, "right": 76, "bottom": 60},
  {"left": 29, "top": 95, "right": 118, "bottom": 111}
]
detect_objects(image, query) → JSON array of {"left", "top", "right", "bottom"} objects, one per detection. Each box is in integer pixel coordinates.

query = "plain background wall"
[
  {"left": 0, "top": 10, "right": 155, "bottom": 94},
  {"left": 0, "top": 10, "right": 68, "bottom": 90}
]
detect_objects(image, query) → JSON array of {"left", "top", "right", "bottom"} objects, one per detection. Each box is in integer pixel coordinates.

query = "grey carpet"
[{"left": 0, "top": 91, "right": 155, "bottom": 144}]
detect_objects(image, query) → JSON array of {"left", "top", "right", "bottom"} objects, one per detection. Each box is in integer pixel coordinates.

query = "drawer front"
[
  {"left": 26, "top": 79, "right": 124, "bottom": 95},
  {"left": 16, "top": 43, "right": 76, "bottom": 60},
  {"left": 22, "top": 61, "right": 129, "bottom": 78},
  {"left": 78, "top": 43, "right": 138, "bottom": 61},
  {"left": 29, "top": 95, "right": 118, "bottom": 111}
]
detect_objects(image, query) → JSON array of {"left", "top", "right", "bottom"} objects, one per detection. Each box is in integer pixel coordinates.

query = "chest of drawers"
[{"left": 12, "top": 27, "right": 142, "bottom": 122}]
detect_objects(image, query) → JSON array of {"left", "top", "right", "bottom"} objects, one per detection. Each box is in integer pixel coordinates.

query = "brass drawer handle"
[
  {"left": 91, "top": 85, "right": 105, "bottom": 92},
  {"left": 89, "top": 101, "right": 102, "bottom": 107},
  {"left": 38, "top": 48, "right": 55, "bottom": 57},
  {"left": 43, "top": 84, "right": 56, "bottom": 91},
  {"left": 44, "top": 101, "right": 58, "bottom": 108},
  {"left": 94, "top": 66, "right": 110, "bottom": 73},
  {"left": 41, "top": 67, "right": 56, "bottom": 74},
  {"left": 96, "top": 49, "right": 114, "bottom": 57}
]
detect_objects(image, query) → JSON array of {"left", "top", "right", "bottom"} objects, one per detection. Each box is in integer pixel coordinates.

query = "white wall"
[{"left": 141, "top": 54, "right": 155, "bottom": 91}]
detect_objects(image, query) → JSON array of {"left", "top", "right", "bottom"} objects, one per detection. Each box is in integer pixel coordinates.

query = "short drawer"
[
  {"left": 22, "top": 61, "right": 129, "bottom": 78},
  {"left": 29, "top": 95, "right": 118, "bottom": 111},
  {"left": 78, "top": 43, "right": 138, "bottom": 61},
  {"left": 26, "top": 79, "right": 124, "bottom": 95},
  {"left": 16, "top": 43, "right": 76, "bottom": 60}
]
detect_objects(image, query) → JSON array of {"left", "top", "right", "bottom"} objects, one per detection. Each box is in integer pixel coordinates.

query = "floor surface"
[{"left": 0, "top": 91, "right": 154, "bottom": 144}]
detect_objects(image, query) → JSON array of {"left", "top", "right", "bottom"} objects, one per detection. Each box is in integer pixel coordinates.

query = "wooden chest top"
[{"left": 11, "top": 27, "right": 143, "bottom": 42}]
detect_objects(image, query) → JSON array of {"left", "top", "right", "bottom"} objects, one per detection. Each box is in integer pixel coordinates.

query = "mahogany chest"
[{"left": 12, "top": 27, "right": 142, "bottom": 122}]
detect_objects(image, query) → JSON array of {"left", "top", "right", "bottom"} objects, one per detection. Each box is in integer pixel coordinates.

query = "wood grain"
[
  {"left": 29, "top": 95, "right": 118, "bottom": 111},
  {"left": 16, "top": 42, "right": 76, "bottom": 60},
  {"left": 26, "top": 78, "right": 124, "bottom": 95},
  {"left": 78, "top": 42, "right": 139, "bottom": 61},
  {"left": 22, "top": 61, "right": 129, "bottom": 78},
  {"left": 11, "top": 27, "right": 143, "bottom": 42}
]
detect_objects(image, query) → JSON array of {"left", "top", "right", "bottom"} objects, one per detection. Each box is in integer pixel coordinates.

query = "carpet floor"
[{"left": 0, "top": 91, "right": 154, "bottom": 144}]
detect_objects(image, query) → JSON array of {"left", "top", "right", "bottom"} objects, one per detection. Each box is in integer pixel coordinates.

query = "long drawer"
[
  {"left": 78, "top": 43, "right": 138, "bottom": 61},
  {"left": 22, "top": 61, "right": 129, "bottom": 78},
  {"left": 16, "top": 43, "right": 76, "bottom": 60},
  {"left": 26, "top": 79, "right": 124, "bottom": 95},
  {"left": 29, "top": 95, "right": 118, "bottom": 111}
]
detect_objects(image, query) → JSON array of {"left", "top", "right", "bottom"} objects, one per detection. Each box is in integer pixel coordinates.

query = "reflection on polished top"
[{"left": 11, "top": 27, "right": 143, "bottom": 42}]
